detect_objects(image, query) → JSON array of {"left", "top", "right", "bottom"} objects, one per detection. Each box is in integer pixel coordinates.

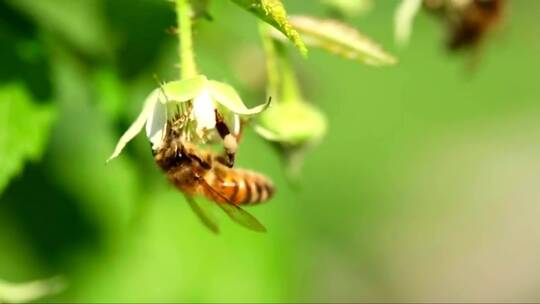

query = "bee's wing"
[
  {"left": 185, "top": 195, "right": 220, "bottom": 234},
  {"left": 197, "top": 176, "right": 266, "bottom": 233},
  {"left": 215, "top": 201, "right": 267, "bottom": 233}
]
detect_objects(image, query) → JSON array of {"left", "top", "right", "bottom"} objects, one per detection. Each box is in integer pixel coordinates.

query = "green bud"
[{"left": 256, "top": 100, "right": 327, "bottom": 178}]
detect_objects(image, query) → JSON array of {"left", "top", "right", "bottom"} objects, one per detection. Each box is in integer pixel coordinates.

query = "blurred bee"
[
  {"left": 153, "top": 110, "right": 275, "bottom": 233},
  {"left": 425, "top": 0, "right": 505, "bottom": 51}
]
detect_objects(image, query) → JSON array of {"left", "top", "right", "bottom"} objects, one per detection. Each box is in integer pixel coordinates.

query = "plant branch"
[
  {"left": 276, "top": 42, "right": 303, "bottom": 104},
  {"left": 177, "top": 0, "right": 198, "bottom": 79},
  {"left": 260, "top": 23, "right": 303, "bottom": 104},
  {"left": 260, "top": 23, "right": 280, "bottom": 99}
]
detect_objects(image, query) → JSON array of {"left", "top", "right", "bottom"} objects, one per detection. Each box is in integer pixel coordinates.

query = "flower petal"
[
  {"left": 107, "top": 89, "right": 161, "bottom": 162},
  {"left": 208, "top": 80, "right": 270, "bottom": 115},
  {"left": 145, "top": 91, "right": 168, "bottom": 149},
  {"left": 192, "top": 89, "right": 216, "bottom": 135},
  {"left": 394, "top": 0, "right": 423, "bottom": 46}
]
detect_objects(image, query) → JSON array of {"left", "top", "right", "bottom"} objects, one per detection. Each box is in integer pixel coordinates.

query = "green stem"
[
  {"left": 260, "top": 23, "right": 280, "bottom": 99},
  {"left": 260, "top": 23, "right": 304, "bottom": 104},
  {"left": 177, "top": 0, "right": 197, "bottom": 79},
  {"left": 277, "top": 43, "right": 303, "bottom": 104}
]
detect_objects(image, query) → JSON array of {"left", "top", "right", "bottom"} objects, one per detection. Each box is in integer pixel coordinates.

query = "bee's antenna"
[
  {"left": 152, "top": 74, "right": 169, "bottom": 101},
  {"left": 265, "top": 96, "right": 272, "bottom": 110}
]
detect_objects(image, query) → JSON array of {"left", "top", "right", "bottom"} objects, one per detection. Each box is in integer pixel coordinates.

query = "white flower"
[
  {"left": 108, "top": 75, "right": 270, "bottom": 161},
  {"left": 192, "top": 88, "right": 216, "bottom": 137}
]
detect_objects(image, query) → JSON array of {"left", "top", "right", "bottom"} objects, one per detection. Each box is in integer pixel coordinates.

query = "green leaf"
[
  {"left": 6, "top": 0, "right": 110, "bottom": 56},
  {"left": 281, "top": 15, "right": 398, "bottom": 66},
  {"left": 229, "top": 0, "right": 307, "bottom": 56},
  {"left": 208, "top": 80, "right": 270, "bottom": 115},
  {"left": 0, "top": 84, "right": 55, "bottom": 194}
]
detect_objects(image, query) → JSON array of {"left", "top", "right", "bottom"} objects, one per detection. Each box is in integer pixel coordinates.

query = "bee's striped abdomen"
[
  {"left": 233, "top": 170, "right": 274, "bottom": 205},
  {"left": 203, "top": 168, "right": 274, "bottom": 205}
]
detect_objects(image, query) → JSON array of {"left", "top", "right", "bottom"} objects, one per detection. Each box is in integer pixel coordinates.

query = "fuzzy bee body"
[
  {"left": 425, "top": 0, "right": 505, "bottom": 51},
  {"left": 448, "top": 0, "right": 505, "bottom": 50},
  {"left": 151, "top": 111, "right": 274, "bottom": 232},
  {"left": 154, "top": 137, "right": 274, "bottom": 207}
]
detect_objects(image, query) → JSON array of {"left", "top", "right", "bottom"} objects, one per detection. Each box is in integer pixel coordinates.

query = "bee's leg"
[
  {"left": 187, "top": 152, "right": 212, "bottom": 170},
  {"left": 178, "top": 145, "right": 211, "bottom": 169},
  {"left": 214, "top": 109, "right": 238, "bottom": 168},
  {"left": 150, "top": 142, "right": 157, "bottom": 156}
]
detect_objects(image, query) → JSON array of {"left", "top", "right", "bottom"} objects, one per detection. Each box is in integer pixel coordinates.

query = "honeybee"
[
  {"left": 153, "top": 110, "right": 275, "bottom": 233},
  {"left": 425, "top": 0, "right": 505, "bottom": 51}
]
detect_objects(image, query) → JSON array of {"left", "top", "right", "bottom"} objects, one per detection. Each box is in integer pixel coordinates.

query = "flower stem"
[
  {"left": 260, "top": 23, "right": 304, "bottom": 104},
  {"left": 177, "top": 0, "right": 197, "bottom": 79},
  {"left": 260, "top": 23, "right": 280, "bottom": 99},
  {"left": 278, "top": 47, "right": 303, "bottom": 104}
]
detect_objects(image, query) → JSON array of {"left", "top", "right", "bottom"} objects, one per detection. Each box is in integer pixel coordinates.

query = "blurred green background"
[{"left": 1, "top": 0, "right": 540, "bottom": 302}]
